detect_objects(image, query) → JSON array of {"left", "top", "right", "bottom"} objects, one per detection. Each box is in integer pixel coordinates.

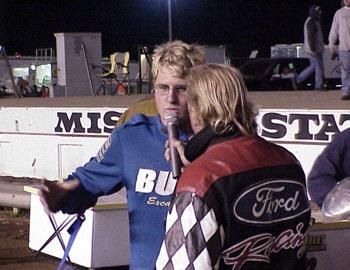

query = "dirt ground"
[
  {"left": 0, "top": 208, "right": 129, "bottom": 270},
  {"left": 0, "top": 208, "right": 59, "bottom": 270}
]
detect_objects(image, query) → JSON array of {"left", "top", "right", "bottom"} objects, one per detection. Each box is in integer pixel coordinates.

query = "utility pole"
[{"left": 168, "top": 0, "right": 172, "bottom": 41}]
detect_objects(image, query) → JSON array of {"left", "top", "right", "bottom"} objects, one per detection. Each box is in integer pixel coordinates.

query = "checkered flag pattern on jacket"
[{"left": 156, "top": 192, "right": 222, "bottom": 269}]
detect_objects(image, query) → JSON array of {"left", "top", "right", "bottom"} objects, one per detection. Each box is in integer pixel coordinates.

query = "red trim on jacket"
[{"left": 177, "top": 136, "right": 298, "bottom": 198}]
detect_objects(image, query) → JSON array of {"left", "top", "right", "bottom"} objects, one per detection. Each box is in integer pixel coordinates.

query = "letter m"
[{"left": 55, "top": 112, "right": 85, "bottom": 133}]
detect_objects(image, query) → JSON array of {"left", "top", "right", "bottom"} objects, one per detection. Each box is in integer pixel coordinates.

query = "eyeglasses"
[{"left": 153, "top": 85, "right": 187, "bottom": 96}]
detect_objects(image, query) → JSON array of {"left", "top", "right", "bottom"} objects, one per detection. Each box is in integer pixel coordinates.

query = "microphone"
[{"left": 164, "top": 113, "right": 181, "bottom": 179}]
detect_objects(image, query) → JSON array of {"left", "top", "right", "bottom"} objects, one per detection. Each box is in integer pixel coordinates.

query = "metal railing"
[{"left": 35, "top": 48, "right": 55, "bottom": 64}]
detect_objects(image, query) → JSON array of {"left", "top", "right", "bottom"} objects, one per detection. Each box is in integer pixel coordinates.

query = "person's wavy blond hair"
[
  {"left": 152, "top": 40, "right": 205, "bottom": 82},
  {"left": 187, "top": 64, "right": 257, "bottom": 136}
]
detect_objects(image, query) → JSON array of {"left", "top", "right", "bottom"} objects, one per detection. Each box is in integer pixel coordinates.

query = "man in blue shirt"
[
  {"left": 39, "top": 40, "right": 205, "bottom": 269},
  {"left": 308, "top": 128, "right": 350, "bottom": 207}
]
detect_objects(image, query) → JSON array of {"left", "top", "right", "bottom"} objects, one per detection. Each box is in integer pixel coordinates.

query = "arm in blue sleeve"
[
  {"left": 308, "top": 130, "right": 350, "bottom": 206},
  {"left": 61, "top": 128, "right": 125, "bottom": 213},
  {"left": 60, "top": 180, "right": 98, "bottom": 214},
  {"left": 74, "top": 129, "right": 125, "bottom": 195}
]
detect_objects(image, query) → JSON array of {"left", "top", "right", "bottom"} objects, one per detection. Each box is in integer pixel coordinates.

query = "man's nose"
[{"left": 166, "top": 89, "right": 178, "bottom": 102}]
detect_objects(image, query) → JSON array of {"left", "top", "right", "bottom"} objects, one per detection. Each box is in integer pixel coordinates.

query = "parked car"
[
  {"left": 236, "top": 57, "right": 314, "bottom": 91},
  {"left": 233, "top": 57, "right": 340, "bottom": 91}
]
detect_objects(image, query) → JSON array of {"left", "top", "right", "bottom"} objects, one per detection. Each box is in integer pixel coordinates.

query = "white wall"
[
  {"left": 0, "top": 107, "right": 349, "bottom": 180},
  {"left": 0, "top": 107, "right": 126, "bottom": 180},
  {"left": 257, "top": 109, "right": 350, "bottom": 176}
]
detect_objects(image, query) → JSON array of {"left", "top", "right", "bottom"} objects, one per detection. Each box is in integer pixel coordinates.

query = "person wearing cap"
[{"left": 295, "top": 5, "right": 325, "bottom": 91}]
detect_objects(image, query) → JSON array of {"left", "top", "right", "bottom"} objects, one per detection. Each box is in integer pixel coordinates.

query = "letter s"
[
  {"left": 104, "top": 111, "right": 122, "bottom": 133},
  {"left": 261, "top": 113, "right": 287, "bottom": 139}
]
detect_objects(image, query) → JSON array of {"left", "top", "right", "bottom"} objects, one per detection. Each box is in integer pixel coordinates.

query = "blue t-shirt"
[{"left": 62, "top": 114, "right": 188, "bottom": 269}]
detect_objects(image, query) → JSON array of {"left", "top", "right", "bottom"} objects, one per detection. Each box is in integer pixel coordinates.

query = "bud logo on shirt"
[{"left": 135, "top": 168, "right": 177, "bottom": 196}]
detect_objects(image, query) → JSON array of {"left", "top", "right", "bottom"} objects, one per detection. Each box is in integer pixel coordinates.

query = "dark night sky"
[{"left": 0, "top": 0, "right": 342, "bottom": 59}]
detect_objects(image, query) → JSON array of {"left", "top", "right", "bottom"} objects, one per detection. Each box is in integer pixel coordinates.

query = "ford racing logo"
[{"left": 233, "top": 180, "right": 310, "bottom": 224}]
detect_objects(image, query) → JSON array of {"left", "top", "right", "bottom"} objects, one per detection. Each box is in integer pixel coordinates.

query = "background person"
[
  {"left": 307, "top": 128, "right": 350, "bottom": 207},
  {"left": 296, "top": 5, "right": 325, "bottom": 90},
  {"left": 329, "top": 0, "right": 350, "bottom": 100},
  {"left": 16, "top": 76, "right": 30, "bottom": 96},
  {"left": 156, "top": 64, "right": 311, "bottom": 270},
  {"left": 39, "top": 40, "right": 205, "bottom": 269},
  {"left": 117, "top": 97, "right": 157, "bottom": 126}
]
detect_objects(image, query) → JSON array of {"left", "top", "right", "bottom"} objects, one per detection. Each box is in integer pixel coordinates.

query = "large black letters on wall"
[
  {"left": 55, "top": 111, "right": 122, "bottom": 134},
  {"left": 260, "top": 112, "right": 350, "bottom": 142}
]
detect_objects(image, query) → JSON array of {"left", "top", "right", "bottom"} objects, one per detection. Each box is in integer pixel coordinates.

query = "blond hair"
[
  {"left": 152, "top": 40, "right": 205, "bottom": 82},
  {"left": 187, "top": 64, "right": 257, "bottom": 136}
]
